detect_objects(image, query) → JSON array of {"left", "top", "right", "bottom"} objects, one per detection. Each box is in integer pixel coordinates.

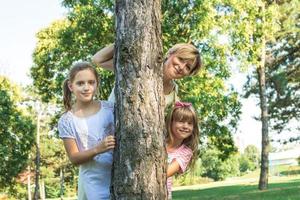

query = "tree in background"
[
  {"left": 23, "top": 87, "right": 78, "bottom": 199},
  {"left": 239, "top": 0, "right": 299, "bottom": 189},
  {"left": 267, "top": 32, "right": 299, "bottom": 140},
  {"left": 245, "top": 0, "right": 300, "bottom": 142},
  {"left": 239, "top": 145, "right": 260, "bottom": 173},
  {"left": 0, "top": 77, "right": 35, "bottom": 190},
  {"left": 244, "top": 145, "right": 260, "bottom": 168},
  {"left": 200, "top": 144, "right": 240, "bottom": 181}
]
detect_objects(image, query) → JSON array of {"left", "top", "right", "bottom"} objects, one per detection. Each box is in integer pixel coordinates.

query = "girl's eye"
[{"left": 88, "top": 80, "right": 96, "bottom": 85}]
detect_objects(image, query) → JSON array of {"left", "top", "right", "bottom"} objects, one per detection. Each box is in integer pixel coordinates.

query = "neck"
[
  {"left": 163, "top": 75, "right": 172, "bottom": 85},
  {"left": 163, "top": 77, "right": 174, "bottom": 95},
  {"left": 73, "top": 100, "right": 95, "bottom": 111},
  {"left": 167, "top": 138, "right": 183, "bottom": 152}
]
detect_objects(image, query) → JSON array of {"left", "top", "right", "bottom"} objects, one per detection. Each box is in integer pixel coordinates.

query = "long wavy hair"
[
  {"left": 165, "top": 103, "right": 200, "bottom": 170},
  {"left": 62, "top": 62, "right": 99, "bottom": 111}
]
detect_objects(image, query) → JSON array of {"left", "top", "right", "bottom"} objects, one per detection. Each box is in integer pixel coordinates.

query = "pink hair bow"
[{"left": 175, "top": 101, "right": 192, "bottom": 108}]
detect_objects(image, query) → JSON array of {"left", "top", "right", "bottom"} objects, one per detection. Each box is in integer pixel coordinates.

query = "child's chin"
[{"left": 82, "top": 97, "right": 93, "bottom": 102}]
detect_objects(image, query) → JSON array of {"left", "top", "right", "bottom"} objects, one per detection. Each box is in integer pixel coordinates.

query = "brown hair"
[
  {"left": 165, "top": 43, "right": 202, "bottom": 76},
  {"left": 165, "top": 103, "right": 200, "bottom": 170},
  {"left": 63, "top": 62, "right": 99, "bottom": 111}
]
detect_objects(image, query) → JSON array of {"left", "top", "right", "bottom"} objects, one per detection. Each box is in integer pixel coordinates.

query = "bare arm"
[
  {"left": 63, "top": 135, "right": 115, "bottom": 165},
  {"left": 167, "top": 160, "right": 181, "bottom": 178},
  {"left": 92, "top": 44, "right": 114, "bottom": 71}
]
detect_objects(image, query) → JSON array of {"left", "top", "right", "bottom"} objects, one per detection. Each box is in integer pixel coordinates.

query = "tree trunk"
[
  {"left": 60, "top": 166, "right": 64, "bottom": 199},
  {"left": 27, "top": 165, "right": 31, "bottom": 200},
  {"left": 112, "top": 0, "right": 166, "bottom": 199},
  {"left": 40, "top": 180, "right": 45, "bottom": 199},
  {"left": 258, "top": 10, "right": 269, "bottom": 189},
  {"left": 33, "top": 147, "right": 40, "bottom": 200},
  {"left": 34, "top": 111, "right": 41, "bottom": 200}
]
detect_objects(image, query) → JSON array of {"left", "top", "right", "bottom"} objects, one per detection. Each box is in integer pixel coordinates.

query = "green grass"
[
  {"left": 173, "top": 178, "right": 300, "bottom": 200},
  {"left": 172, "top": 166, "right": 300, "bottom": 200}
]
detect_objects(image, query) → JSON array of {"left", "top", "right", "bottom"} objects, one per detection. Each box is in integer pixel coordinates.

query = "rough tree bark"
[{"left": 111, "top": 0, "right": 167, "bottom": 199}]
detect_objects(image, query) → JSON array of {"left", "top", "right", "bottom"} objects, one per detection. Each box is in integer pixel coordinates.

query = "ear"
[{"left": 67, "top": 81, "right": 73, "bottom": 92}]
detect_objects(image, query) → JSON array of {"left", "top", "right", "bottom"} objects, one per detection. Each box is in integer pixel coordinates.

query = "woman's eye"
[
  {"left": 77, "top": 81, "right": 84, "bottom": 86},
  {"left": 88, "top": 80, "right": 95, "bottom": 85}
]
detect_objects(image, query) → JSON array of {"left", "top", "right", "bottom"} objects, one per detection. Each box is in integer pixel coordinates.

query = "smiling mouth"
[{"left": 179, "top": 129, "right": 189, "bottom": 133}]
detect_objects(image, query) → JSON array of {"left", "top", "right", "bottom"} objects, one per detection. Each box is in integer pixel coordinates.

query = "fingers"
[
  {"left": 105, "top": 135, "right": 115, "bottom": 140},
  {"left": 104, "top": 135, "right": 115, "bottom": 144},
  {"left": 103, "top": 135, "right": 116, "bottom": 150}
]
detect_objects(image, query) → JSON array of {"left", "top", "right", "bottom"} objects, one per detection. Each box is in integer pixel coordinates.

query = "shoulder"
[
  {"left": 58, "top": 112, "right": 72, "bottom": 126},
  {"left": 178, "top": 144, "right": 193, "bottom": 157},
  {"left": 170, "top": 144, "right": 193, "bottom": 173},
  {"left": 99, "top": 101, "right": 114, "bottom": 119},
  {"left": 57, "top": 112, "right": 75, "bottom": 139},
  {"left": 100, "top": 100, "right": 114, "bottom": 110}
]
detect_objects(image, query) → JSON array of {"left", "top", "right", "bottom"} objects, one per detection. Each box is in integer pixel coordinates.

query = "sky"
[
  {"left": 0, "top": 0, "right": 66, "bottom": 85},
  {"left": 0, "top": 0, "right": 263, "bottom": 150}
]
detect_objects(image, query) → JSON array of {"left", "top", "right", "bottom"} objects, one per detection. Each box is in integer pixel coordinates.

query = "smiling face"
[
  {"left": 68, "top": 69, "right": 98, "bottom": 103},
  {"left": 163, "top": 43, "right": 202, "bottom": 81},
  {"left": 171, "top": 119, "right": 194, "bottom": 141},
  {"left": 163, "top": 55, "right": 194, "bottom": 80},
  {"left": 166, "top": 106, "right": 198, "bottom": 145}
]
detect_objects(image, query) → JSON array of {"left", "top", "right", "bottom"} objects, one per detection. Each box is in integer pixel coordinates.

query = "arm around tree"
[
  {"left": 63, "top": 135, "right": 115, "bottom": 165},
  {"left": 92, "top": 44, "right": 114, "bottom": 71}
]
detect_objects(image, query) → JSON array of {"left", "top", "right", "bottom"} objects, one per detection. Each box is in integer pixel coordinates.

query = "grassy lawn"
[{"left": 173, "top": 168, "right": 300, "bottom": 200}]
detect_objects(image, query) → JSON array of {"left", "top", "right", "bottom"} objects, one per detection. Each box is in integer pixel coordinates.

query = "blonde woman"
[{"left": 92, "top": 43, "right": 202, "bottom": 107}]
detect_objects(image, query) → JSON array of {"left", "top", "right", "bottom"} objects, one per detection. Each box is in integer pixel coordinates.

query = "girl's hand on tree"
[{"left": 95, "top": 135, "right": 115, "bottom": 154}]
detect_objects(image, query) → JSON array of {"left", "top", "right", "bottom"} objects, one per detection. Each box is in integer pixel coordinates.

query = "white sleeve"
[{"left": 58, "top": 114, "right": 75, "bottom": 139}]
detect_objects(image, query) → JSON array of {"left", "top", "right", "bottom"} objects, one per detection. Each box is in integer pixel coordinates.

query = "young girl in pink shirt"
[{"left": 166, "top": 102, "right": 200, "bottom": 199}]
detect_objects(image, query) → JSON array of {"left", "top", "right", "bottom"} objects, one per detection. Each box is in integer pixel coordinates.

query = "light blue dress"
[{"left": 58, "top": 101, "right": 114, "bottom": 200}]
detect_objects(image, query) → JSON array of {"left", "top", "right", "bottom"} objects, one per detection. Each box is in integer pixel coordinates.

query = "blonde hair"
[
  {"left": 165, "top": 103, "right": 200, "bottom": 170},
  {"left": 62, "top": 62, "right": 99, "bottom": 111},
  {"left": 165, "top": 43, "right": 202, "bottom": 75}
]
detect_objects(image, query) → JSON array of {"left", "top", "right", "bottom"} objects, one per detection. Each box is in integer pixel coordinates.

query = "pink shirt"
[{"left": 167, "top": 144, "right": 192, "bottom": 199}]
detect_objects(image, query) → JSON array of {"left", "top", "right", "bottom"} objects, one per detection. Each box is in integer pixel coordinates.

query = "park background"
[{"left": 0, "top": 0, "right": 299, "bottom": 199}]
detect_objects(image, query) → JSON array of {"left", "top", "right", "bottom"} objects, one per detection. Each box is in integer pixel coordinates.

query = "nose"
[
  {"left": 83, "top": 83, "right": 89, "bottom": 90},
  {"left": 182, "top": 122, "right": 189, "bottom": 128},
  {"left": 178, "top": 62, "right": 186, "bottom": 72}
]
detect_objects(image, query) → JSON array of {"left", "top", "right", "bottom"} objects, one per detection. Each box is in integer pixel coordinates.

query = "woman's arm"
[
  {"left": 92, "top": 44, "right": 114, "bottom": 71},
  {"left": 63, "top": 135, "right": 115, "bottom": 165},
  {"left": 167, "top": 160, "right": 181, "bottom": 178}
]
